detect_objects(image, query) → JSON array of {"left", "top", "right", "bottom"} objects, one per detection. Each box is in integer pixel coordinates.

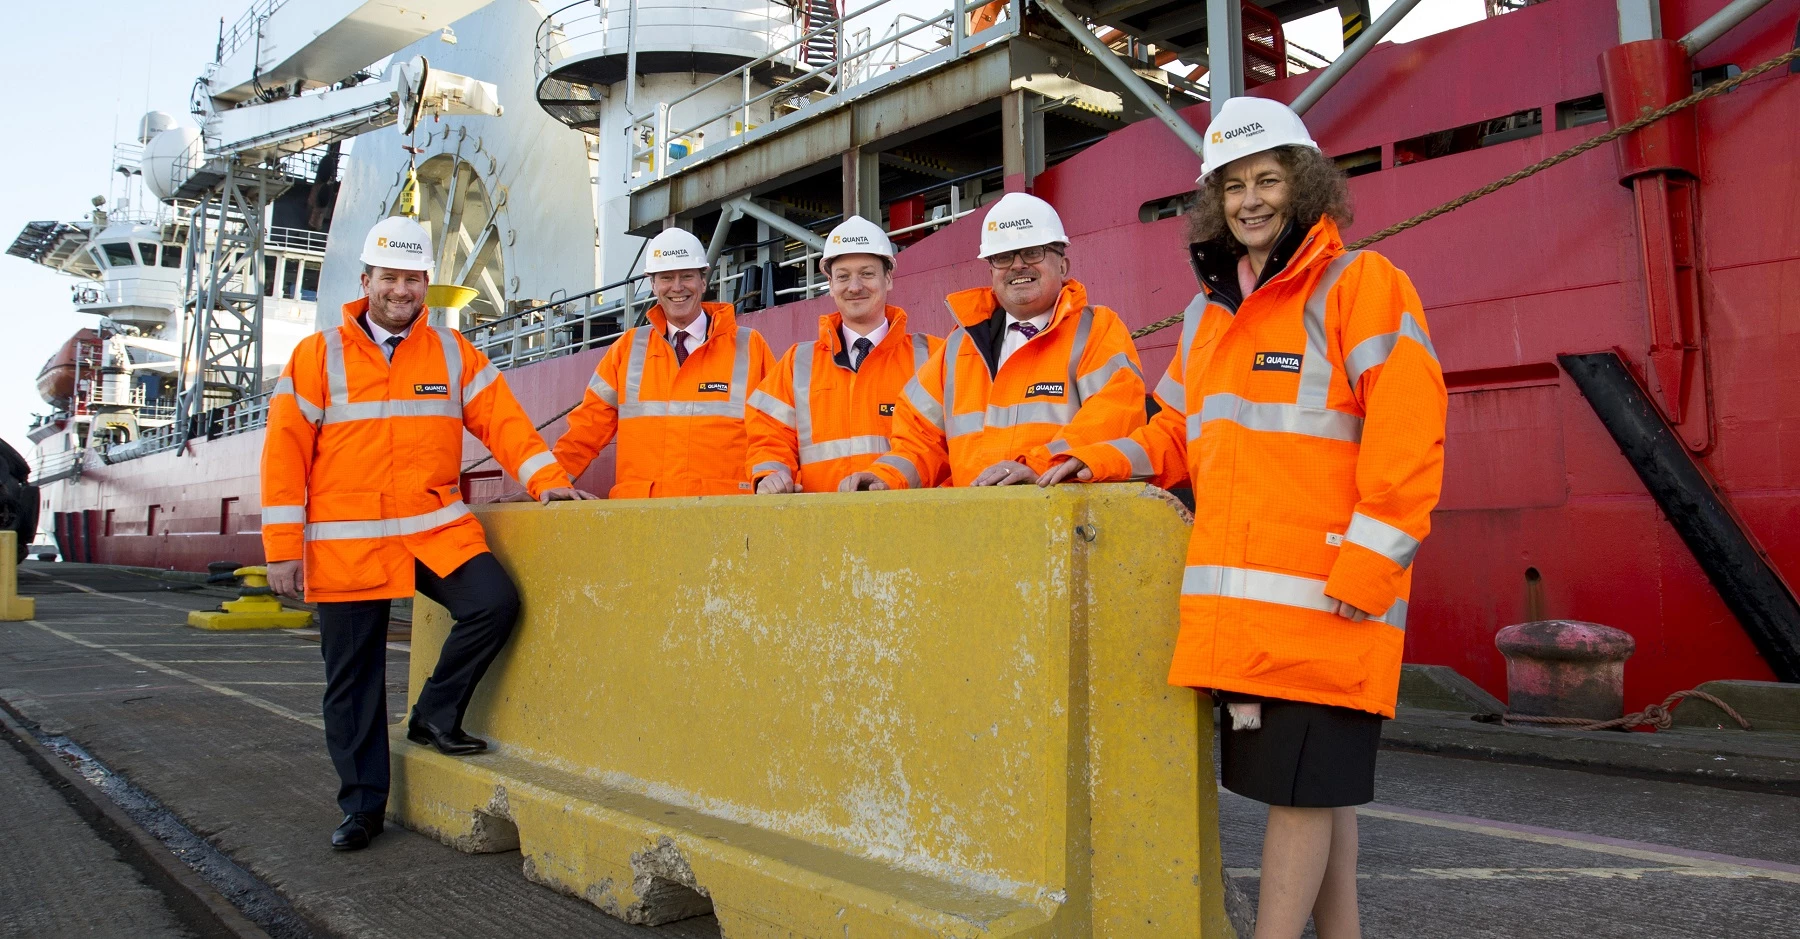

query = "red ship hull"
[{"left": 44, "top": 0, "right": 1800, "bottom": 711}]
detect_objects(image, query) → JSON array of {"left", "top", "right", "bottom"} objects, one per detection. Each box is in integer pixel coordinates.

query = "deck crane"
[{"left": 146, "top": 0, "right": 504, "bottom": 438}]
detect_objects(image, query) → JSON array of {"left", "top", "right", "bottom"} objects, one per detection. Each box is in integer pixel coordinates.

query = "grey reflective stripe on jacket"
[
  {"left": 1344, "top": 312, "right": 1439, "bottom": 389},
  {"left": 273, "top": 376, "right": 324, "bottom": 425},
  {"left": 911, "top": 332, "right": 932, "bottom": 370},
  {"left": 872, "top": 453, "right": 921, "bottom": 488},
  {"left": 942, "top": 310, "right": 1104, "bottom": 440},
  {"left": 618, "top": 325, "right": 754, "bottom": 419},
  {"left": 261, "top": 504, "right": 305, "bottom": 526},
  {"left": 788, "top": 341, "right": 894, "bottom": 466},
  {"left": 515, "top": 450, "right": 561, "bottom": 487},
  {"left": 320, "top": 326, "right": 466, "bottom": 426},
  {"left": 1295, "top": 252, "right": 1360, "bottom": 408},
  {"left": 305, "top": 501, "right": 472, "bottom": 541},
  {"left": 1181, "top": 564, "right": 1407, "bottom": 630}
]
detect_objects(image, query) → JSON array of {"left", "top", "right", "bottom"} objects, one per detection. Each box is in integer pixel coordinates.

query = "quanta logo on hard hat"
[
  {"left": 1223, "top": 122, "right": 1266, "bottom": 141},
  {"left": 378, "top": 237, "right": 424, "bottom": 252},
  {"left": 994, "top": 219, "right": 1033, "bottom": 231},
  {"left": 833, "top": 234, "right": 871, "bottom": 245}
]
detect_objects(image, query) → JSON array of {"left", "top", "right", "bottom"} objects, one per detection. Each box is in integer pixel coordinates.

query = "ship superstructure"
[{"left": 8, "top": 0, "right": 1800, "bottom": 715}]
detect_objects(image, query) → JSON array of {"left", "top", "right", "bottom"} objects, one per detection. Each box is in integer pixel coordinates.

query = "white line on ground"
[
  {"left": 23, "top": 621, "right": 325, "bottom": 730},
  {"left": 47, "top": 579, "right": 214, "bottom": 614},
  {"left": 1357, "top": 803, "right": 1800, "bottom": 884}
]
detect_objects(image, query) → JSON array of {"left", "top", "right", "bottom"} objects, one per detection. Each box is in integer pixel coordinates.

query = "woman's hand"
[{"left": 971, "top": 460, "right": 1038, "bottom": 486}]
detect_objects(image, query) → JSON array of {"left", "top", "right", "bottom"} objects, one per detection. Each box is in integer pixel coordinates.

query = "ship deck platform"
[{"left": 2, "top": 562, "right": 1797, "bottom": 938}]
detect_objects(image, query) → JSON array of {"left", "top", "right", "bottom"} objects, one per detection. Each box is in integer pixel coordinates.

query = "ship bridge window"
[
  {"left": 136, "top": 243, "right": 159, "bottom": 265},
  {"left": 1394, "top": 108, "right": 1542, "bottom": 167},
  {"left": 300, "top": 261, "right": 319, "bottom": 301},
  {"left": 102, "top": 242, "right": 137, "bottom": 266},
  {"left": 160, "top": 244, "right": 182, "bottom": 268},
  {"left": 88, "top": 246, "right": 107, "bottom": 269}
]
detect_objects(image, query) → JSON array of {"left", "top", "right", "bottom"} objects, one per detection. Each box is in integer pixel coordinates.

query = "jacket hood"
[
  {"left": 945, "top": 278, "right": 1092, "bottom": 329},
  {"left": 817, "top": 306, "right": 908, "bottom": 355},
  {"left": 1190, "top": 216, "right": 1341, "bottom": 310},
  {"left": 646, "top": 300, "right": 736, "bottom": 339}
]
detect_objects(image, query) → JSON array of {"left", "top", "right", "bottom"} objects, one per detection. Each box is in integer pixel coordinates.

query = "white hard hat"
[
  {"left": 361, "top": 216, "right": 434, "bottom": 273},
  {"left": 977, "top": 192, "right": 1070, "bottom": 259},
  {"left": 1199, "top": 96, "right": 1320, "bottom": 183},
  {"left": 820, "top": 215, "right": 895, "bottom": 270},
  {"left": 643, "top": 228, "right": 708, "bottom": 273}
]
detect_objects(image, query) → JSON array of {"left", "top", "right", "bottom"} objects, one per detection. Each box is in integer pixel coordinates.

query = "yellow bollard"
[
  {"left": 187, "top": 565, "right": 313, "bottom": 630},
  {"left": 1, "top": 531, "right": 34, "bottom": 621}
]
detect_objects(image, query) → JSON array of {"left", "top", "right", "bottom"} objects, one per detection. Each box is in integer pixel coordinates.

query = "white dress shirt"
[
  {"left": 667, "top": 310, "right": 709, "bottom": 354},
  {"left": 997, "top": 311, "right": 1052, "bottom": 368},
  {"left": 366, "top": 316, "right": 414, "bottom": 362},
  {"left": 841, "top": 318, "right": 890, "bottom": 369}
]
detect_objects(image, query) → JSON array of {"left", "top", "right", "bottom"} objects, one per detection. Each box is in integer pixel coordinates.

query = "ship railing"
[
  {"left": 266, "top": 226, "right": 329, "bottom": 253},
  {"left": 626, "top": 0, "right": 1022, "bottom": 185},
  {"left": 464, "top": 273, "right": 653, "bottom": 370},
  {"left": 536, "top": 1, "right": 799, "bottom": 90},
  {"left": 29, "top": 449, "right": 84, "bottom": 487},
  {"left": 219, "top": 0, "right": 290, "bottom": 62}
]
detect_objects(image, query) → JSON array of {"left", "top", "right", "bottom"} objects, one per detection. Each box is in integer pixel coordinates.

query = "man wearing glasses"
[{"left": 840, "top": 193, "right": 1145, "bottom": 490}]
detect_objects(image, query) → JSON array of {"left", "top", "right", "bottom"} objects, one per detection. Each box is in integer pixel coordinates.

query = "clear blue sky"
[
  {"left": 0, "top": 0, "right": 1481, "bottom": 465},
  {"left": 0, "top": 2, "right": 244, "bottom": 462}
]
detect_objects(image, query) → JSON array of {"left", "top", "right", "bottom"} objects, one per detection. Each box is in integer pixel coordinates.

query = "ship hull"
[{"left": 33, "top": 0, "right": 1800, "bottom": 711}]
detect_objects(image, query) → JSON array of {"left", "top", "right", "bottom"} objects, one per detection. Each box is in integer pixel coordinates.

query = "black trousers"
[{"left": 316, "top": 552, "right": 520, "bottom": 815}]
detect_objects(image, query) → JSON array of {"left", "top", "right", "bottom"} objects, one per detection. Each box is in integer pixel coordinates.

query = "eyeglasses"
[{"left": 986, "top": 245, "right": 1064, "bottom": 269}]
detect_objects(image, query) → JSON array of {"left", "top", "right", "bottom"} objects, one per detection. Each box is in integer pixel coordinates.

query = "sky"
[{"left": 0, "top": 0, "right": 1485, "bottom": 466}]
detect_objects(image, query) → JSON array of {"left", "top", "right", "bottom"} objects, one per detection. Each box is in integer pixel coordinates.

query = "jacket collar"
[
  {"left": 944, "top": 278, "right": 1091, "bottom": 331},
  {"left": 646, "top": 301, "right": 735, "bottom": 346},
  {"left": 1190, "top": 216, "right": 1341, "bottom": 312},
  {"left": 340, "top": 295, "right": 425, "bottom": 351},
  {"left": 818, "top": 306, "right": 908, "bottom": 357}
]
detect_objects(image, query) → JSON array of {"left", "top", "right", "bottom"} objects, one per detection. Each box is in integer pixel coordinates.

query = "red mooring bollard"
[{"left": 1495, "top": 620, "right": 1637, "bottom": 721}]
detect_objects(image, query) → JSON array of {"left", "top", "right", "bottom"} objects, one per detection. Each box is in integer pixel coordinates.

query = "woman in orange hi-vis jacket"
[
  {"left": 1043, "top": 98, "right": 1447, "bottom": 939},
  {"left": 837, "top": 193, "right": 1146, "bottom": 492},
  {"left": 746, "top": 216, "right": 939, "bottom": 494},
  {"left": 552, "top": 227, "right": 777, "bottom": 498}
]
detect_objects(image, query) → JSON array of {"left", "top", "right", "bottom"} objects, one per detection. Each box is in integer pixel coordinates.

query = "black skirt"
[{"left": 1217, "top": 695, "right": 1383, "bottom": 807}]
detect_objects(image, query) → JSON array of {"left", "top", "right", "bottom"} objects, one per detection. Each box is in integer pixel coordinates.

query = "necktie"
[
  {"left": 1009, "top": 321, "right": 1039, "bottom": 340},
  {"left": 851, "top": 337, "right": 873, "bottom": 371},
  {"left": 673, "top": 331, "right": 690, "bottom": 366},
  {"left": 383, "top": 336, "right": 402, "bottom": 361}
]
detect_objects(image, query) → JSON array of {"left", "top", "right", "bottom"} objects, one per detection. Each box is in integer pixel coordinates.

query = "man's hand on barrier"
[
  {"left": 757, "top": 469, "right": 801, "bottom": 494},
  {"left": 1037, "top": 457, "right": 1092, "bottom": 487},
  {"left": 268, "top": 560, "right": 303, "bottom": 599},
  {"left": 1332, "top": 599, "right": 1369, "bottom": 623},
  {"left": 972, "top": 460, "right": 1038, "bottom": 487},
  {"left": 540, "top": 487, "right": 601, "bottom": 504},
  {"left": 838, "top": 472, "right": 888, "bottom": 492}
]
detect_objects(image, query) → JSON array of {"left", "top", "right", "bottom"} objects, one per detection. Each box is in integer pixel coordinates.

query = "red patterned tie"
[{"left": 673, "top": 331, "right": 690, "bottom": 366}]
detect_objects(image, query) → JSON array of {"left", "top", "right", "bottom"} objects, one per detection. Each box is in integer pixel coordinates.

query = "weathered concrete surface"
[
  {"left": 0, "top": 717, "right": 195, "bottom": 938},
  {"left": 1397, "top": 664, "right": 1505, "bottom": 714},
  {"left": 1384, "top": 707, "right": 1800, "bottom": 792},
  {"left": 394, "top": 485, "right": 1234, "bottom": 937},
  {"left": 0, "top": 563, "right": 721, "bottom": 939},
  {"left": 1672, "top": 680, "right": 1800, "bottom": 733}
]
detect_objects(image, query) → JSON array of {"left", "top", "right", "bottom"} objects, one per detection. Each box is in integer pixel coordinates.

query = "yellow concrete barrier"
[
  {"left": 392, "top": 486, "right": 1233, "bottom": 938},
  {"left": 2, "top": 531, "right": 34, "bottom": 621}
]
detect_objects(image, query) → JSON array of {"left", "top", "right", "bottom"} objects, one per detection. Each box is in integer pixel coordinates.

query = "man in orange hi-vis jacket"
[
  {"left": 263, "top": 216, "right": 593, "bottom": 853},
  {"left": 552, "top": 226, "right": 777, "bottom": 497},
  {"left": 838, "top": 193, "right": 1146, "bottom": 491},
  {"left": 746, "top": 216, "right": 939, "bottom": 493}
]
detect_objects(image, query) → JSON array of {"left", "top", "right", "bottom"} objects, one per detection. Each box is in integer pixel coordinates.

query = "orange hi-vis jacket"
[
  {"left": 744, "top": 307, "right": 940, "bottom": 492},
  {"left": 1066, "top": 217, "right": 1447, "bottom": 718},
  {"left": 553, "top": 301, "right": 776, "bottom": 498},
  {"left": 261, "top": 298, "right": 573, "bottom": 603},
  {"left": 867, "top": 279, "right": 1146, "bottom": 488}
]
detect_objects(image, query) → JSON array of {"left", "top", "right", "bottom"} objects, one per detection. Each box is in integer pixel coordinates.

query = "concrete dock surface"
[{"left": 2, "top": 561, "right": 1796, "bottom": 938}]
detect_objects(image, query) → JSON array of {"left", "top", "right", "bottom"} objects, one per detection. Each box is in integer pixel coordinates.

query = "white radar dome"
[
  {"left": 137, "top": 110, "right": 179, "bottom": 144},
  {"left": 142, "top": 125, "right": 204, "bottom": 202}
]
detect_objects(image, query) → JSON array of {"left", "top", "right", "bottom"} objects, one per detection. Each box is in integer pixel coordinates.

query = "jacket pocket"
[
  {"left": 701, "top": 478, "right": 753, "bottom": 496},
  {"left": 304, "top": 491, "right": 386, "bottom": 592},
  {"left": 610, "top": 480, "right": 654, "bottom": 500},
  {"left": 1243, "top": 521, "right": 1341, "bottom": 578},
  {"left": 428, "top": 482, "right": 463, "bottom": 509}
]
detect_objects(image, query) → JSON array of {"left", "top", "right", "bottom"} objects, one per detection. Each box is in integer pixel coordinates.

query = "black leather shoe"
[
  {"left": 331, "top": 812, "right": 383, "bottom": 851},
  {"left": 406, "top": 717, "right": 488, "bottom": 756}
]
